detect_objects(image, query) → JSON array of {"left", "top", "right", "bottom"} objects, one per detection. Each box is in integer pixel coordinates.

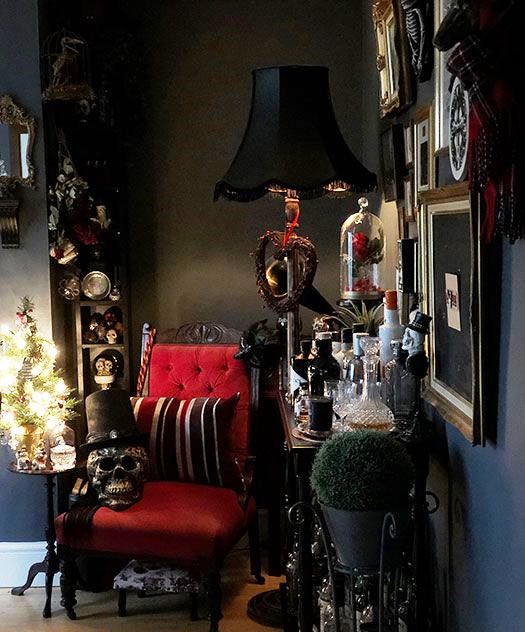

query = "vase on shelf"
[{"left": 340, "top": 197, "right": 386, "bottom": 301}]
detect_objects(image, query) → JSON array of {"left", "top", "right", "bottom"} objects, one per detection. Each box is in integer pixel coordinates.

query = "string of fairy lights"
[{"left": 0, "top": 298, "right": 77, "bottom": 454}]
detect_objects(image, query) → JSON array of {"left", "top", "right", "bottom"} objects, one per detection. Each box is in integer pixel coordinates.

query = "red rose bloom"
[{"left": 352, "top": 231, "right": 369, "bottom": 262}]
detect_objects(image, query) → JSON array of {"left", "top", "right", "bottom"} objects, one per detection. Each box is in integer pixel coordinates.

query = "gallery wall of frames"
[{"left": 373, "top": 0, "right": 517, "bottom": 444}]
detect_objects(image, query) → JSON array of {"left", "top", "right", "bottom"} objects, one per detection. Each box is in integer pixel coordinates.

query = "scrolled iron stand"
[
  {"left": 378, "top": 512, "right": 398, "bottom": 632},
  {"left": 288, "top": 503, "right": 405, "bottom": 632},
  {"left": 288, "top": 501, "right": 341, "bottom": 632}
]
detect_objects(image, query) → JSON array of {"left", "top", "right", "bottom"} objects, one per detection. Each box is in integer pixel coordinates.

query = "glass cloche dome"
[{"left": 340, "top": 197, "right": 386, "bottom": 301}]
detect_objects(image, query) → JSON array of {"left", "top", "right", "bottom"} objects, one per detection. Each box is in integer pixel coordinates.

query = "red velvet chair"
[{"left": 56, "top": 322, "right": 263, "bottom": 631}]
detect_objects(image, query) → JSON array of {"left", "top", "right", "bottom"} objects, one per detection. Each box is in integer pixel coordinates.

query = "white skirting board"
[{"left": 0, "top": 542, "right": 59, "bottom": 588}]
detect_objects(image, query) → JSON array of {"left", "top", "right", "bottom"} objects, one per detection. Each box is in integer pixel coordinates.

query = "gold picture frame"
[
  {"left": 373, "top": 0, "right": 414, "bottom": 118},
  {"left": 0, "top": 95, "right": 37, "bottom": 193}
]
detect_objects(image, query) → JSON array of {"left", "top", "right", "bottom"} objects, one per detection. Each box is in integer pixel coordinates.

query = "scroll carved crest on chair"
[{"left": 157, "top": 322, "right": 242, "bottom": 345}]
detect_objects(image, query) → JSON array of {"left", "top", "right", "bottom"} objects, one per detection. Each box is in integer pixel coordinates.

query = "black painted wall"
[{"left": 125, "top": 0, "right": 372, "bottom": 369}]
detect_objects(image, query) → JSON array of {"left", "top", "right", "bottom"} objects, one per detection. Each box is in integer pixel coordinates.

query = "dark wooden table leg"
[
  {"left": 11, "top": 560, "right": 47, "bottom": 596},
  {"left": 295, "top": 452, "right": 313, "bottom": 632},
  {"left": 43, "top": 474, "right": 58, "bottom": 618},
  {"left": 12, "top": 475, "right": 58, "bottom": 619}
]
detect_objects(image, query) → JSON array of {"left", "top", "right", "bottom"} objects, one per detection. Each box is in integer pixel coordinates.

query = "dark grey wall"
[
  {"left": 0, "top": 0, "right": 49, "bottom": 540},
  {"left": 427, "top": 243, "right": 525, "bottom": 632},
  {"left": 127, "top": 0, "right": 368, "bottom": 361}
]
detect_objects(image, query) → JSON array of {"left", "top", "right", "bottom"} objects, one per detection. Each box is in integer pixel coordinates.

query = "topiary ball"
[{"left": 311, "top": 430, "right": 414, "bottom": 512}]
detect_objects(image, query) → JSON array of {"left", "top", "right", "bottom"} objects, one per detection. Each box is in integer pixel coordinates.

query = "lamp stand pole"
[{"left": 285, "top": 196, "right": 301, "bottom": 397}]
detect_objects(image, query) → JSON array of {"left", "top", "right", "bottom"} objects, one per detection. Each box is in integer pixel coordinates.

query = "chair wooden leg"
[
  {"left": 59, "top": 547, "right": 77, "bottom": 620},
  {"left": 248, "top": 517, "right": 265, "bottom": 585},
  {"left": 190, "top": 592, "right": 199, "bottom": 621},
  {"left": 207, "top": 569, "right": 223, "bottom": 632},
  {"left": 118, "top": 589, "right": 127, "bottom": 617}
]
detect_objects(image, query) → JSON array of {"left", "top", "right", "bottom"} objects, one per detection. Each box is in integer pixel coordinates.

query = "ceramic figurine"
[
  {"left": 401, "top": 311, "right": 432, "bottom": 378},
  {"left": 32, "top": 444, "right": 49, "bottom": 471},
  {"left": 84, "top": 389, "right": 149, "bottom": 510},
  {"left": 106, "top": 328, "right": 118, "bottom": 344},
  {"left": 94, "top": 355, "right": 116, "bottom": 389},
  {"left": 16, "top": 448, "right": 32, "bottom": 471}
]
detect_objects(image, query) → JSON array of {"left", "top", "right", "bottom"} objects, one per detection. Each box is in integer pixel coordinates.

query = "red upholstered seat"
[
  {"left": 54, "top": 334, "right": 261, "bottom": 626},
  {"left": 56, "top": 481, "right": 256, "bottom": 566}
]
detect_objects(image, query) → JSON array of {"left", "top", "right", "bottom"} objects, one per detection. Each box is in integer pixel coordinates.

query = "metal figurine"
[{"left": 402, "top": 310, "right": 432, "bottom": 379}]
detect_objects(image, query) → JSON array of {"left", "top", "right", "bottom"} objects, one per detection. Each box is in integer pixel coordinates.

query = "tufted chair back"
[{"left": 142, "top": 323, "right": 255, "bottom": 481}]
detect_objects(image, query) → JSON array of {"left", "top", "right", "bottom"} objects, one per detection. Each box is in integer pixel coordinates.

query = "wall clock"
[{"left": 448, "top": 76, "right": 469, "bottom": 181}]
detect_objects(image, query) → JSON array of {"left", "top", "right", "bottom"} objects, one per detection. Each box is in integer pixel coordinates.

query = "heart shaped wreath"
[{"left": 254, "top": 230, "right": 318, "bottom": 313}]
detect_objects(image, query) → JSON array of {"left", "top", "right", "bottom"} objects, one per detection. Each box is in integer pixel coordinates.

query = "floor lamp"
[{"left": 215, "top": 65, "right": 377, "bottom": 626}]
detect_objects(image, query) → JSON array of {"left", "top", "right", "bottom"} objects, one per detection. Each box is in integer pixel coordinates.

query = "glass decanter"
[
  {"left": 340, "top": 197, "right": 386, "bottom": 300},
  {"left": 349, "top": 337, "right": 394, "bottom": 432}
]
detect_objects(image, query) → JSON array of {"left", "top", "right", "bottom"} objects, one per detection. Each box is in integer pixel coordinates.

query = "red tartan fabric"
[
  {"left": 56, "top": 481, "right": 256, "bottom": 564},
  {"left": 131, "top": 394, "right": 245, "bottom": 492},
  {"left": 147, "top": 344, "right": 250, "bottom": 464}
]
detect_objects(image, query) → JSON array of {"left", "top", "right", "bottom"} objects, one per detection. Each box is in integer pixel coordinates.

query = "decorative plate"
[
  {"left": 81, "top": 271, "right": 111, "bottom": 300},
  {"left": 448, "top": 76, "right": 469, "bottom": 181}
]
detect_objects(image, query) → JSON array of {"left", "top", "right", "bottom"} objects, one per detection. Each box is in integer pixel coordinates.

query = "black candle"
[{"left": 309, "top": 396, "right": 333, "bottom": 432}]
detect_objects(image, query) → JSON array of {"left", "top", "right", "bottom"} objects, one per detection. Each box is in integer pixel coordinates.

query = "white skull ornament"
[
  {"left": 106, "top": 328, "right": 118, "bottom": 344},
  {"left": 87, "top": 445, "right": 149, "bottom": 510}
]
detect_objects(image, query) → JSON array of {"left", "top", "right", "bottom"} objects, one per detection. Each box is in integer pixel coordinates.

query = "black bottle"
[
  {"left": 308, "top": 338, "right": 341, "bottom": 397},
  {"left": 291, "top": 338, "right": 313, "bottom": 395}
]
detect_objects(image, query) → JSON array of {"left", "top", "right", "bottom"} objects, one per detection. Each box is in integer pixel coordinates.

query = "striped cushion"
[{"left": 131, "top": 394, "right": 244, "bottom": 492}]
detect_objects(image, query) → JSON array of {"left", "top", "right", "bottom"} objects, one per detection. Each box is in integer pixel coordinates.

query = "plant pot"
[
  {"left": 16, "top": 424, "right": 44, "bottom": 465},
  {"left": 320, "top": 503, "right": 406, "bottom": 570}
]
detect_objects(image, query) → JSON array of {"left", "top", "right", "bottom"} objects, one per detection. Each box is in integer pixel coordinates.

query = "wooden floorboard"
[{"left": 0, "top": 550, "right": 282, "bottom": 631}]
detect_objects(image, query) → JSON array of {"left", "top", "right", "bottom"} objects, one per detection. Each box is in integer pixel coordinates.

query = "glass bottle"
[
  {"left": 347, "top": 332, "right": 369, "bottom": 388},
  {"left": 349, "top": 337, "right": 394, "bottom": 432},
  {"left": 308, "top": 339, "right": 341, "bottom": 397},
  {"left": 379, "top": 290, "right": 404, "bottom": 368},
  {"left": 340, "top": 197, "right": 386, "bottom": 301},
  {"left": 291, "top": 338, "right": 313, "bottom": 402},
  {"left": 384, "top": 340, "right": 421, "bottom": 441},
  {"left": 333, "top": 328, "right": 353, "bottom": 378},
  {"left": 295, "top": 382, "right": 310, "bottom": 424},
  {"left": 50, "top": 423, "right": 76, "bottom": 471}
]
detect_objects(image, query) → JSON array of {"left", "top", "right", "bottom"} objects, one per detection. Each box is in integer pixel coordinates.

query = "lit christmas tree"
[{"left": 0, "top": 298, "right": 76, "bottom": 467}]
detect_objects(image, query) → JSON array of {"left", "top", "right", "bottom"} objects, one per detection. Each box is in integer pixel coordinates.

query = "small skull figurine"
[
  {"left": 94, "top": 355, "right": 116, "bottom": 389},
  {"left": 106, "top": 328, "right": 118, "bottom": 344},
  {"left": 87, "top": 446, "right": 149, "bottom": 510}
]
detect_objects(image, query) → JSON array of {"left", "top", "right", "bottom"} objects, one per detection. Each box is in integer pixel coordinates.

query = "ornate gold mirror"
[
  {"left": 0, "top": 95, "right": 36, "bottom": 193},
  {"left": 373, "top": 0, "right": 414, "bottom": 118}
]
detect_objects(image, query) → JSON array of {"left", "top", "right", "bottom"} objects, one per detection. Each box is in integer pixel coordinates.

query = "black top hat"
[
  {"left": 407, "top": 311, "right": 432, "bottom": 336},
  {"left": 80, "top": 389, "right": 147, "bottom": 454}
]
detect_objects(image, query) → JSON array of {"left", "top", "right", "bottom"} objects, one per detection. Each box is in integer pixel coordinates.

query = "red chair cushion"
[
  {"left": 131, "top": 394, "right": 245, "bottom": 492},
  {"left": 56, "top": 481, "right": 255, "bottom": 566},
  {"left": 147, "top": 345, "right": 250, "bottom": 469}
]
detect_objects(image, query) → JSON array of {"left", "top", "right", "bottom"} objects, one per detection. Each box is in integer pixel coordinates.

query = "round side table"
[{"left": 7, "top": 463, "right": 77, "bottom": 618}]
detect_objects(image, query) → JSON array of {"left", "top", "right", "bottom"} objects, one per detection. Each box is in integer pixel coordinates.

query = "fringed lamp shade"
[{"left": 214, "top": 65, "right": 377, "bottom": 202}]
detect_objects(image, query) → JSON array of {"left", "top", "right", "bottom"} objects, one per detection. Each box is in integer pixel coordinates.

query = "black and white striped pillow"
[{"left": 131, "top": 394, "right": 244, "bottom": 492}]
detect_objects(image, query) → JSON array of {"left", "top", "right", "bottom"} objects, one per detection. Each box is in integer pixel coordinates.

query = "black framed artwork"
[
  {"left": 419, "top": 184, "right": 502, "bottom": 445},
  {"left": 380, "top": 124, "right": 405, "bottom": 202}
]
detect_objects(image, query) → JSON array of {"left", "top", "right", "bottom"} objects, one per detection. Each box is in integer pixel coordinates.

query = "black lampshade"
[{"left": 215, "top": 65, "right": 376, "bottom": 202}]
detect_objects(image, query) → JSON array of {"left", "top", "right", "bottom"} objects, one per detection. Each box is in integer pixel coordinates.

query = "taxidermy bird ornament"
[{"left": 52, "top": 37, "right": 85, "bottom": 87}]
